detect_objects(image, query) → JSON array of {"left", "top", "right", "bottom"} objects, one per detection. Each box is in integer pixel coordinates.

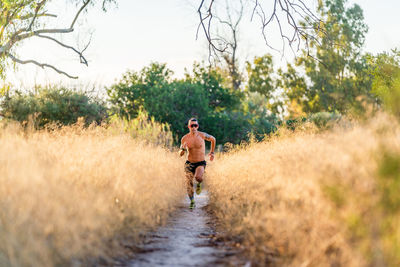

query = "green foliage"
[
  {"left": 186, "top": 63, "right": 242, "bottom": 111},
  {"left": 323, "top": 146, "right": 400, "bottom": 266},
  {"left": 322, "top": 184, "right": 347, "bottom": 208},
  {"left": 107, "top": 63, "right": 173, "bottom": 119},
  {"left": 308, "top": 112, "right": 341, "bottom": 128},
  {"left": 0, "top": 83, "right": 10, "bottom": 97},
  {"left": 346, "top": 213, "right": 368, "bottom": 242},
  {"left": 246, "top": 55, "right": 282, "bottom": 114},
  {"left": 378, "top": 150, "right": 400, "bottom": 214},
  {"left": 242, "top": 92, "right": 278, "bottom": 139},
  {"left": 0, "top": 86, "right": 107, "bottom": 128},
  {"left": 284, "top": 117, "right": 307, "bottom": 131},
  {"left": 278, "top": 0, "right": 374, "bottom": 116},
  {"left": 108, "top": 62, "right": 277, "bottom": 145},
  {"left": 368, "top": 49, "right": 400, "bottom": 119},
  {"left": 246, "top": 55, "right": 274, "bottom": 96},
  {"left": 376, "top": 149, "right": 400, "bottom": 266}
]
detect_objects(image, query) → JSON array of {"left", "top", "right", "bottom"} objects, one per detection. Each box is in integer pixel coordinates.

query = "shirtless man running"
[{"left": 179, "top": 118, "right": 216, "bottom": 209}]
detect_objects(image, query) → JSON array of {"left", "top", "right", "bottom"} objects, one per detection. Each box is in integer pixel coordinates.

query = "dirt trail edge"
[{"left": 121, "top": 191, "right": 248, "bottom": 267}]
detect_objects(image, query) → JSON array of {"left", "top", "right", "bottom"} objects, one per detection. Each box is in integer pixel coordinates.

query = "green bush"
[
  {"left": 308, "top": 112, "right": 341, "bottom": 128},
  {"left": 1, "top": 86, "right": 107, "bottom": 128}
]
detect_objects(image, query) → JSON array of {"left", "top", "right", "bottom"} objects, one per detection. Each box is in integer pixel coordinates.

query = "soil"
[{"left": 114, "top": 191, "right": 249, "bottom": 267}]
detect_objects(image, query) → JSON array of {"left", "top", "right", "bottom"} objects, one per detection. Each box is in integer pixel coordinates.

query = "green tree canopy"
[
  {"left": 245, "top": 54, "right": 284, "bottom": 115},
  {"left": 278, "top": 0, "right": 373, "bottom": 116},
  {"left": 368, "top": 49, "right": 400, "bottom": 118},
  {"left": 107, "top": 62, "right": 276, "bottom": 145}
]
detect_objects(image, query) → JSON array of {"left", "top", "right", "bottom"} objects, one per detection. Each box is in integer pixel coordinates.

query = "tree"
[
  {"left": 186, "top": 63, "right": 241, "bottom": 111},
  {"left": 278, "top": 0, "right": 372, "bottom": 115},
  {"left": 107, "top": 62, "right": 173, "bottom": 119},
  {"left": 0, "top": 0, "right": 115, "bottom": 79},
  {"left": 107, "top": 62, "right": 276, "bottom": 144},
  {"left": 107, "top": 62, "right": 239, "bottom": 143}
]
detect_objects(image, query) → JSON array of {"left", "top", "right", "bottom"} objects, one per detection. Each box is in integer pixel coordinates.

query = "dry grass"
[
  {"left": 207, "top": 114, "right": 400, "bottom": 266},
  {"left": 0, "top": 121, "right": 186, "bottom": 266}
]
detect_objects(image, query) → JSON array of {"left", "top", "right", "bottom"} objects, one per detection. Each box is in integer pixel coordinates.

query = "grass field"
[
  {"left": 1, "top": 114, "right": 399, "bottom": 267},
  {"left": 207, "top": 114, "right": 400, "bottom": 266},
  {"left": 0, "top": 120, "right": 185, "bottom": 266}
]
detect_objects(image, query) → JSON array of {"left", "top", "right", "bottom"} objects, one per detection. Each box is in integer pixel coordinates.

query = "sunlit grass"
[
  {"left": 207, "top": 114, "right": 400, "bottom": 266},
  {"left": 0, "top": 120, "right": 185, "bottom": 266}
]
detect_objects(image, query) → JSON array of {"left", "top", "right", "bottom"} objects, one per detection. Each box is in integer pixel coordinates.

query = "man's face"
[{"left": 188, "top": 121, "right": 199, "bottom": 132}]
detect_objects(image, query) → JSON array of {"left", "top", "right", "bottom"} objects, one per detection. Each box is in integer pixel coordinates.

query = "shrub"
[
  {"left": 308, "top": 112, "right": 341, "bottom": 128},
  {"left": 1, "top": 86, "right": 107, "bottom": 128}
]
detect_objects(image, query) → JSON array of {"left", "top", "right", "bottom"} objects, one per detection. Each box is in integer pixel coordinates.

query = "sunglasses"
[{"left": 190, "top": 124, "right": 199, "bottom": 128}]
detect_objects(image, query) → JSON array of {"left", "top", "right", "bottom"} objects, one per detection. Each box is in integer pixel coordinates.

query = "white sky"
[{"left": 4, "top": 0, "right": 400, "bottom": 90}]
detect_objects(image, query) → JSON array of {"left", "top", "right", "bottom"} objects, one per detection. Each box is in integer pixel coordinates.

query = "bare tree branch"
[
  {"left": 197, "top": 0, "right": 323, "bottom": 59},
  {"left": 196, "top": 0, "right": 229, "bottom": 60},
  {"left": 35, "top": 34, "right": 89, "bottom": 66},
  {"left": 6, "top": 52, "right": 78, "bottom": 79},
  {"left": 213, "top": 0, "right": 244, "bottom": 91},
  {"left": 70, "top": 0, "right": 91, "bottom": 29}
]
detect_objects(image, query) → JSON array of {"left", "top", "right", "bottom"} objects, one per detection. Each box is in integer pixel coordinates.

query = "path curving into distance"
[{"left": 123, "top": 191, "right": 247, "bottom": 267}]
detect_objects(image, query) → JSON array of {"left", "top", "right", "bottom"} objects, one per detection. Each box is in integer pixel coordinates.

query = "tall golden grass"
[
  {"left": 207, "top": 114, "right": 400, "bottom": 266},
  {"left": 108, "top": 110, "right": 174, "bottom": 148},
  {"left": 0, "top": 120, "right": 185, "bottom": 266}
]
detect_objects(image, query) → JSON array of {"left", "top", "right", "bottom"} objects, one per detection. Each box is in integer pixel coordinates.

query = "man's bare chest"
[{"left": 186, "top": 135, "right": 204, "bottom": 149}]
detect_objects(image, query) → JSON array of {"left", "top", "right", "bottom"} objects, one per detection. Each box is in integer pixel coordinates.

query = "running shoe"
[
  {"left": 189, "top": 199, "right": 195, "bottom": 209},
  {"left": 196, "top": 182, "right": 202, "bottom": 195}
]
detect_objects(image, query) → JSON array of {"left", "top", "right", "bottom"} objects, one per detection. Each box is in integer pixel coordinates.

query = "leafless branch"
[
  {"left": 212, "top": 0, "right": 245, "bottom": 90},
  {"left": 196, "top": 0, "right": 229, "bottom": 60},
  {"left": 197, "top": 0, "right": 323, "bottom": 59},
  {"left": 70, "top": 0, "right": 91, "bottom": 29},
  {"left": 6, "top": 52, "right": 78, "bottom": 79},
  {"left": 35, "top": 34, "right": 90, "bottom": 66}
]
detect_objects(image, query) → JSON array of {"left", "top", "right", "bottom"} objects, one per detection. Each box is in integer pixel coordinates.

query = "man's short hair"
[{"left": 188, "top": 118, "right": 198, "bottom": 125}]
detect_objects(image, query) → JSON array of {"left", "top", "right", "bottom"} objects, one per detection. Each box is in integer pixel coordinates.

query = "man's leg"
[
  {"left": 194, "top": 166, "right": 205, "bottom": 183},
  {"left": 185, "top": 172, "right": 195, "bottom": 209},
  {"left": 194, "top": 166, "right": 205, "bottom": 195},
  {"left": 185, "top": 172, "right": 194, "bottom": 198}
]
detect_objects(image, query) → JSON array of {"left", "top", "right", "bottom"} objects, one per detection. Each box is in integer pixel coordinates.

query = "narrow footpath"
[{"left": 123, "top": 191, "right": 247, "bottom": 267}]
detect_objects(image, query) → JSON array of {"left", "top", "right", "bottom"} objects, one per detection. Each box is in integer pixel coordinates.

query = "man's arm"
[
  {"left": 203, "top": 132, "right": 216, "bottom": 161},
  {"left": 179, "top": 136, "right": 187, "bottom": 157}
]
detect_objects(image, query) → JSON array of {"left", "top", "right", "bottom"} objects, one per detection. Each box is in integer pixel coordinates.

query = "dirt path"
[{"left": 123, "top": 191, "right": 247, "bottom": 267}]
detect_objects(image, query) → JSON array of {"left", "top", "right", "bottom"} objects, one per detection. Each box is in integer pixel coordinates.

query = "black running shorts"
[{"left": 184, "top": 160, "right": 206, "bottom": 174}]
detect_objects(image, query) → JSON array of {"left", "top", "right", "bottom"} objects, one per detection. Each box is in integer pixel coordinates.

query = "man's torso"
[{"left": 183, "top": 132, "right": 205, "bottom": 162}]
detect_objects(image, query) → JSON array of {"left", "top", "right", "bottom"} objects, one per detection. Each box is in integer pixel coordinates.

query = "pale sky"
[{"left": 4, "top": 0, "right": 400, "bottom": 90}]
